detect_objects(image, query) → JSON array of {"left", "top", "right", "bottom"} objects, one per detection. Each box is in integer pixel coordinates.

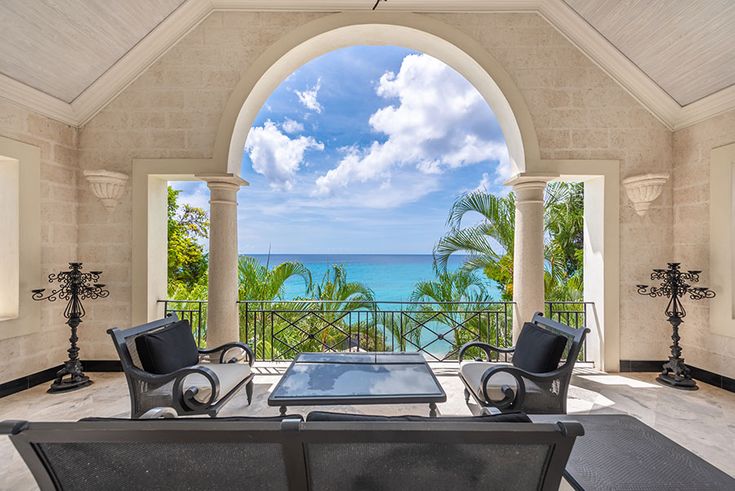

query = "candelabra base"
[
  {"left": 656, "top": 357, "right": 698, "bottom": 391},
  {"left": 47, "top": 361, "right": 93, "bottom": 393}
]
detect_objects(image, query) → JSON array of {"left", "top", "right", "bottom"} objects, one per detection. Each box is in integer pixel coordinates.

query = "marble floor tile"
[{"left": 1, "top": 368, "right": 733, "bottom": 489}]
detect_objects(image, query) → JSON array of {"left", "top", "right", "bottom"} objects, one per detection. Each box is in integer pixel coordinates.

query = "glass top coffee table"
[{"left": 268, "top": 352, "right": 447, "bottom": 417}]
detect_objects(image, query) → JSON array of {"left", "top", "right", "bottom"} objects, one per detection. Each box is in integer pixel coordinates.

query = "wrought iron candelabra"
[
  {"left": 31, "top": 262, "right": 109, "bottom": 392},
  {"left": 637, "top": 263, "right": 715, "bottom": 390}
]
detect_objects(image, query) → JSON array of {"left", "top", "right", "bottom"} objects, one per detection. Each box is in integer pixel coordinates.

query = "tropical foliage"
[
  {"left": 309, "top": 265, "right": 375, "bottom": 309},
  {"left": 433, "top": 182, "right": 584, "bottom": 302},
  {"left": 405, "top": 268, "right": 511, "bottom": 355},
  {"left": 241, "top": 264, "right": 380, "bottom": 359},
  {"left": 237, "top": 255, "right": 312, "bottom": 301},
  {"left": 165, "top": 181, "right": 584, "bottom": 358},
  {"left": 543, "top": 183, "right": 584, "bottom": 301},
  {"left": 167, "top": 187, "right": 209, "bottom": 294}
]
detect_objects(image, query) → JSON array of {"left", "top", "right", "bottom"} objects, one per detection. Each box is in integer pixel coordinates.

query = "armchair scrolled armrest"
[
  {"left": 199, "top": 342, "right": 254, "bottom": 366},
  {"left": 139, "top": 407, "right": 178, "bottom": 419},
  {"left": 172, "top": 365, "right": 221, "bottom": 411},
  {"left": 480, "top": 365, "right": 527, "bottom": 411},
  {"left": 458, "top": 341, "right": 515, "bottom": 362}
]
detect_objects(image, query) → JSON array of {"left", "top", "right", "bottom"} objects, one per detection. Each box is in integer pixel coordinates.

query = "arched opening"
[
  {"left": 198, "top": 14, "right": 593, "bottom": 363},
  {"left": 213, "top": 13, "right": 539, "bottom": 177},
  {"left": 136, "top": 12, "right": 616, "bottom": 371}
]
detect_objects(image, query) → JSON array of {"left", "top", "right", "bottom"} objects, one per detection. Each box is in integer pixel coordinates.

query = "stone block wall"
[
  {"left": 74, "top": 11, "right": 675, "bottom": 363},
  {"left": 673, "top": 109, "right": 735, "bottom": 379},
  {"left": 4, "top": 10, "right": 716, "bottom": 382},
  {"left": 77, "top": 12, "right": 325, "bottom": 359},
  {"left": 435, "top": 13, "right": 674, "bottom": 363},
  {"left": 0, "top": 99, "right": 79, "bottom": 382}
]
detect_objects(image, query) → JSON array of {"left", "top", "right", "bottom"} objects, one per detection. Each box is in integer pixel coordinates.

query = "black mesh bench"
[
  {"left": 532, "top": 414, "right": 734, "bottom": 490},
  {"left": 2, "top": 416, "right": 583, "bottom": 490}
]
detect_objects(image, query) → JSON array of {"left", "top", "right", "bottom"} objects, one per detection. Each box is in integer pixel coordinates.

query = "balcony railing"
[
  {"left": 158, "top": 299, "right": 590, "bottom": 362},
  {"left": 544, "top": 301, "right": 592, "bottom": 362}
]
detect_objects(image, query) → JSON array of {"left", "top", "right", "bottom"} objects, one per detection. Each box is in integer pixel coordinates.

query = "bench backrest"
[{"left": 3, "top": 418, "right": 582, "bottom": 491}]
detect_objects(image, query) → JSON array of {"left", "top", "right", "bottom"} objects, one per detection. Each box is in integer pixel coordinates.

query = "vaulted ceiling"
[
  {"left": 0, "top": 0, "right": 733, "bottom": 130},
  {"left": 0, "top": 0, "right": 186, "bottom": 103},
  {"left": 564, "top": 0, "right": 735, "bottom": 106}
]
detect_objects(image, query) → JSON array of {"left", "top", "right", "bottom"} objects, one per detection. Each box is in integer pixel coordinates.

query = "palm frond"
[{"left": 434, "top": 226, "right": 501, "bottom": 271}]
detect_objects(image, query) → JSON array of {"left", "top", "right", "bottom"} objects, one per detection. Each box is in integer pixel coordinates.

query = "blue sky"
[{"left": 172, "top": 46, "right": 510, "bottom": 254}]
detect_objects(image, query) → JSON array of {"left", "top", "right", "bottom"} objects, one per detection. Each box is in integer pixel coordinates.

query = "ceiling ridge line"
[
  {"left": 537, "top": 0, "right": 680, "bottom": 130},
  {"left": 72, "top": 0, "right": 215, "bottom": 126},
  {"left": 0, "top": 0, "right": 732, "bottom": 131}
]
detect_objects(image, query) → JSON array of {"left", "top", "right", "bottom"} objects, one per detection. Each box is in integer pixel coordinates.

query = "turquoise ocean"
[
  {"left": 248, "top": 254, "right": 501, "bottom": 301},
  {"left": 248, "top": 254, "right": 503, "bottom": 356}
]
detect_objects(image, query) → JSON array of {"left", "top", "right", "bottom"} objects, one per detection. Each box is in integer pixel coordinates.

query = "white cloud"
[
  {"left": 493, "top": 154, "right": 515, "bottom": 183},
  {"left": 475, "top": 172, "right": 492, "bottom": 192},
  {"left": 244, "top": 120, "right": 324, "bottom": 191},
  {"left": 314, "top": 54, "right": 508, "bottom": 196},
  {"left": 281, "top": 118, "right": 304, "bottom": 134},
  {"left": 295, "top": 79, "right": 323, "bottom": 113}
]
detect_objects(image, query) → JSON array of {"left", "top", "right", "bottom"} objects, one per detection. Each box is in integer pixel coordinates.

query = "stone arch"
[{"left": 212, "top": 11, "right": 540, "bottom": 176}]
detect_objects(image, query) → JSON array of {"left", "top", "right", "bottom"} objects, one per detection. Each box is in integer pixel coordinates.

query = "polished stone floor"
[{"left": 1, "top": 366, "right": 734, "bottom": 490}]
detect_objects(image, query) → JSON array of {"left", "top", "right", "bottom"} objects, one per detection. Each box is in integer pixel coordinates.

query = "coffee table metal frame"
[{"left": 268, "top": 352, "right": 447, "bottom": 417}]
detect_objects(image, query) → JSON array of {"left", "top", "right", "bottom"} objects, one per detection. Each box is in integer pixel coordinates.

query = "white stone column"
[
  {"left": 197, "top": 174, "right": 248, "bottom": 348},
  {"left": 506, "top": 174, "right": 554, "bottom": 341}
]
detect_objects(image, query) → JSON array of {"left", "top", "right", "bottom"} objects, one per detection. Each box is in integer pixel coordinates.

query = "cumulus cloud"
[
  {"left": 475, "top": 172, "right": 492, "bottom": 192},
  {"left": 295, "top": 79, "right": 323, "bottom": 113},
  {"left": 315, "top": 54, "right": 508, "bottom": 196},
  {"left": 281, "top": 118, "right": 304, "bottom": 134},
  {"left": 244, "top": 120, "right": 324, "bottom": 190}
]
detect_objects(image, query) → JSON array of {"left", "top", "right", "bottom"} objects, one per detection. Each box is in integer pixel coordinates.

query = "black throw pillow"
[
  {"left": 135, "top": 320, "right": 199, "bottom": 374},
  {"left": 306, "top": 411, "right": 531, "bottom": 423},
  {"left": 512, "top": 322, "right": 567, "bottom": 373}
]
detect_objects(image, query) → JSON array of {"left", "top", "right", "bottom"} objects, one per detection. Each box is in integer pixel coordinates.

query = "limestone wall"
[
  {"left": 77, "top": 12, "right": 325, "bottom": 359},
  {"left": 673, "top": 109, "right": 735, "bottom": 379},
  {"left": 0, "top": 99, "right": 79, "bottom": 382},
  {"left": 0, "top": 11, "right": 682, "bottom": 377},
  {"left": 434, "top": 13, "right": 674, "bottom": 363},
  {"left": 75, "top": 11, "right": 675, "bottom": 364}
]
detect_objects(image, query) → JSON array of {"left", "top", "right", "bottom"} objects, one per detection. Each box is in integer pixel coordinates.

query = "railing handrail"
[
  {"left": 159, "top": 298, "right": 589, "bottom": 362},
  {"left": 158, "top": 299, "right": 208, "bottom": 304},
  {"left": 159, "top": 299, "right": 516, "bottom": 306},
  {"left": 545, "top": 301, "right": 594, "bottom": 305},
  {"left": 160, "top": 299, "right": 588, "bottom": 304}
]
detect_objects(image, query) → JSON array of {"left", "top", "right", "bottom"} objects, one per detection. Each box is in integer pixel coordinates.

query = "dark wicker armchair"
[
  {"left": 107, "top": 315, "right": 255, "bottom": 418},
  {"left": 458, "top": 312, "right": 589, "bottom": 414}
]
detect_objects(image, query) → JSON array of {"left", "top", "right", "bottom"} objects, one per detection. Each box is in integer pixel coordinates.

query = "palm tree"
[
  {"left": 311, "top": 265, "right": 375, "bottom": 310},
  {"left": 434, "top": 191, "right": 516, "bottom": 300},
  {"left": 236, "top": 255, "right": 312, "bottom": 358},
  {"left": 237, "top": 255, "right": 311, "bottom": 301},
  {"left": 434, "top": 182, "right": 584, "bottom": 302},
  {"left": 407, "top": 269, "right": 498, "bottom": 358},
  {"left": 544, "top": 183, "right": 584, "bottom": 301},
  {"left": 410, "top": 269, "right": 490, "bottom": 305},
  {"left": 291, "top": 265, "right": 378, "bottom": 353}
]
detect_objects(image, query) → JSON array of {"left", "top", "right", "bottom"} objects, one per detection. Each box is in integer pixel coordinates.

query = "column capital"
[
  {"left": 505, "top": 173, "right": 556, "bottom": 203},
  {"left": 504, "top": 172, "right": 556, "bottom": 188},
  {"left": 196, "top": 173, "right": 249, "bottom": 189}
]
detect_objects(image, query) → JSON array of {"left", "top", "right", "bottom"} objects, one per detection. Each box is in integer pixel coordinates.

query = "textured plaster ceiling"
[
  {"left": 564, "top": 0, "right": 735, "bottom": 106},
  {"left": 0, "top": 0, "right": 186, "bottom": 102},
  {"left": 0, "top": 1, "right": 734, "bottom": 127}
]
